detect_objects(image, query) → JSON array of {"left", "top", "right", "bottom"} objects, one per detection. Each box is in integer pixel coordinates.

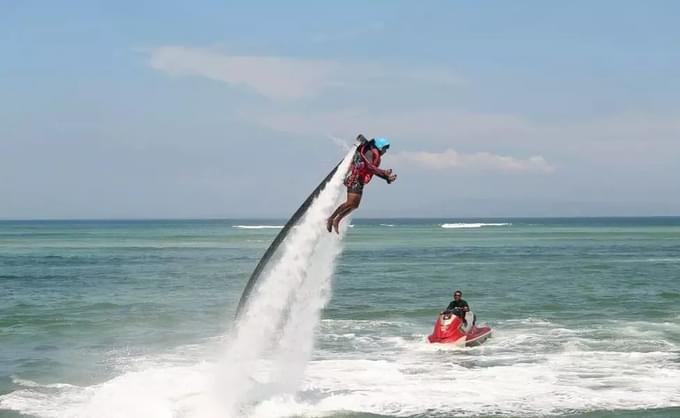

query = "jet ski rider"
[
  {"left": 443, "top": 290, "right": 470, "bottom": 324},
  {"left": 445, "top": 290, "right": 469, "bottom": 312}
]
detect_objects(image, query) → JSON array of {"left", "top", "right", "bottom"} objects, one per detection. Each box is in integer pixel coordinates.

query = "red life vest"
[{"left": 345, "top": 143, "right": 381, "bottom": 186}]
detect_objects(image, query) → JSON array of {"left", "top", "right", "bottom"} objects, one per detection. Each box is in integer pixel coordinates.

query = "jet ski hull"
[{"left": 427, "top": 311, "right": 492, "bottom": 347}]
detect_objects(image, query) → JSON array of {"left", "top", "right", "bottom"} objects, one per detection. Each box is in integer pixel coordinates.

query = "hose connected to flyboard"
[{"left": 235, "top": 146, "right": 358, "bottom": 318}]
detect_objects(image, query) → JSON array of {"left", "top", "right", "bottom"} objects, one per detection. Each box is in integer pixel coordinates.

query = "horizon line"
[{"left": 2, "top": 215, "right": 680, "bottom": 222}]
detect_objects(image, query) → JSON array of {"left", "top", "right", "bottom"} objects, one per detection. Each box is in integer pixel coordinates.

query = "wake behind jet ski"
[{"left": 428, "top": 290, "right": 492, "bottom": 346}]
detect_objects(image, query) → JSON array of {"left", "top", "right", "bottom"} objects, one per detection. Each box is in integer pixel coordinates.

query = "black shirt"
[{"left": 446, "top": 299, "right": 469, "bottom": 312}]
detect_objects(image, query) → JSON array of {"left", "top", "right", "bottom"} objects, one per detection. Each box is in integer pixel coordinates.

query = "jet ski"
[{"left": 427, "top": 308, "right": 492, "bottom": 346}]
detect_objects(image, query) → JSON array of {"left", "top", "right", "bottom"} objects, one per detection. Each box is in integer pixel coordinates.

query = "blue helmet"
[{"left": 373, "top": 137, "right": 391, "bottom": 151}]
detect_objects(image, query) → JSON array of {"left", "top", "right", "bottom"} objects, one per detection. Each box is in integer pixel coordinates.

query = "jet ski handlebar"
[{"left": 439, "top": 307, "right": 469, "bottom": 319}]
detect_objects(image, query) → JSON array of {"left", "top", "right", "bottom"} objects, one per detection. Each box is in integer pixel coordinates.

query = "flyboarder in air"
[{"left": 326, "top": 134, "right": 397, "bottom": 234}]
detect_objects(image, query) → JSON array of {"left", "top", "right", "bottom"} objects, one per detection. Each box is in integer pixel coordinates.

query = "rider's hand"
[{"left": 385, "top": 169, "right": 397, "bottom": 183}]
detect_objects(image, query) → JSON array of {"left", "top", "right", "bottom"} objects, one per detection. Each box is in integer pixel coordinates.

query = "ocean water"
[{"left": 1, "top": 218, "right": 680, "bottom": 417}]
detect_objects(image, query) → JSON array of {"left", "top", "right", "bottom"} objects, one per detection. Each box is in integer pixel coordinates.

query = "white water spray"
[
  {"left": 0, "top": 149, "right": 356, "bottom": 418},
  {"left": 217, "top": 148, "right": 356, "bottom": 416}
]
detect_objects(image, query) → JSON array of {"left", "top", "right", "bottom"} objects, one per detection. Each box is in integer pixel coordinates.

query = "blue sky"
[{"left": 1, "top": 1, "right": 679, "bottom": 218}]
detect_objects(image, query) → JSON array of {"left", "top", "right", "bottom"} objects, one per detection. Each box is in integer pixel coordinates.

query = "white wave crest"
[{"left": 441, "top": 222, "right": 511, "bottom": 229}]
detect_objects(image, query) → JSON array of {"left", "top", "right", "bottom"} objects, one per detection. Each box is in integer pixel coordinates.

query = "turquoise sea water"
[{"left": 1, "top": 218, "right": 679, "bottom": 417}]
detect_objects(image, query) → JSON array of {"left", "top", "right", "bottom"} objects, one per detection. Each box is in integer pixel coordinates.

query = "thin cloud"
[
  {"left": 392, "top": 149, "right": 555, "bottom": 173},
  {"left": 149, "top": 46, "right": 336, "bottom": 100},
  {"left": 254, "top": 108, "right": 680, "bottom": 159},
  {"left": 148, "top": 46, "right": 464, "bottom": 101},
  {"left": 255, "top": 108, "right": 531, "bottom": 141}
]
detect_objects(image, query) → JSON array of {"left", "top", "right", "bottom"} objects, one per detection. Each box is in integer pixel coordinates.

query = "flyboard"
[{"left": 234, "top": 157, "right": 345, "bottom": 318}]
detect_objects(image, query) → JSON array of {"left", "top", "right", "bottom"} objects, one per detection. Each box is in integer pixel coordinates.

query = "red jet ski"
[{"left": 427, "top": 308, "right": 492, "bottom": 346}]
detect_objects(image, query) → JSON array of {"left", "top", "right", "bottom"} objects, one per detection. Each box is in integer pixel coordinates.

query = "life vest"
[{"left": 345, "top": 142, "right": 381, "bottom": 186}]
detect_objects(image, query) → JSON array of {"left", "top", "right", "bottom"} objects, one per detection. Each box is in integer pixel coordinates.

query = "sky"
[{"left": 1, "top": 0, "right": 679, "bottom": 218}]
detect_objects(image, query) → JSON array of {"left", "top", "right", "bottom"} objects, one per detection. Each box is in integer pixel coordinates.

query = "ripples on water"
[{"left": 1, "top": 218, "right": 679, "bottom": 417}]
